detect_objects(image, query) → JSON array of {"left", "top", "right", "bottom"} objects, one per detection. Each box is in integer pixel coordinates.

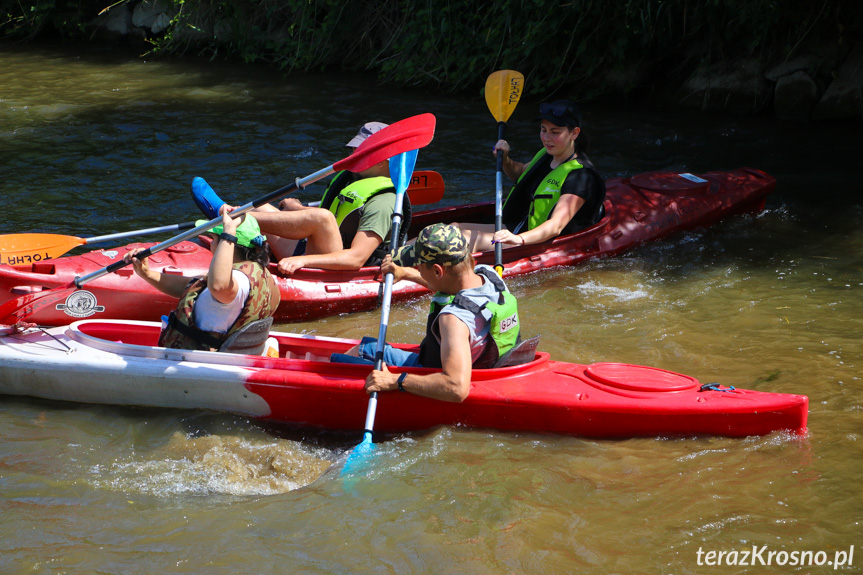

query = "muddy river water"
[{"left": 1, "top": 44, "right": 862, "bottom": 573}]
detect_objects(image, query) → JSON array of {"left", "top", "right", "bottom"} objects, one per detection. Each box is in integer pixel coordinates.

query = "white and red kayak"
[
  {"left": 0, "top": 168, "right": 775, "bottom": 326},
  {"left": 0, "top": 319, "right": 808, "bottom": 438}
]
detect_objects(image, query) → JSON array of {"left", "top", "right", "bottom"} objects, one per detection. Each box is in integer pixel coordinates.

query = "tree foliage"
[{"left": 2, "top": 0, "right": 861, "bottom": 97}]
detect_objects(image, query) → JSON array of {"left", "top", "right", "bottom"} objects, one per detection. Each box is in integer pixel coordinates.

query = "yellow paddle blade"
[
  {"left": 485, "top": 70, "right": 525, "bottom": 123},
  {"left": 0, "top": 233, "right": 86, "bottom": 265}
]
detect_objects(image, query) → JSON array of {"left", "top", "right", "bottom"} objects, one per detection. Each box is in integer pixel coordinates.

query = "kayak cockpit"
[{"left": 66, "top": 319, "right": 550, "bottom": 374}]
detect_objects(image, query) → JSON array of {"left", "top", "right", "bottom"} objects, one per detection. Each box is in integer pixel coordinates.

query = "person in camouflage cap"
[
  {"left": 331, "top": 223, "right": 522, "bottom": 403},
  {"left": 125, "top": 211, "right": 279, "bottom": 352},
  {"left": 390, "top": 222, "right": 469, "bottom": 267}
]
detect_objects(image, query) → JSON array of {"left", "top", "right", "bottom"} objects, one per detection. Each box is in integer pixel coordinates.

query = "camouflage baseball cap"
[{"left": 393, "top": 223, "right": 469, "bottom": 267}]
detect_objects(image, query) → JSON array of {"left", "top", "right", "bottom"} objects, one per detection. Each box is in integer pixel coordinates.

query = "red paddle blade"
[
  {"left": 0, "top": 233, "right": 86, "bottom": 264},
  {"left": 0, "top": 285, "right": 76, "bottom": 324},
  {"left": 407, "top": 171, "right": 444, "bottom": 204},
  {"left": 334, "top": 113, "right": 436, "bottom": 174}
]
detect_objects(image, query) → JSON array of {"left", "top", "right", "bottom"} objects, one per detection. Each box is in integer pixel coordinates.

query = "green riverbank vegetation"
[{"left": 2, "top": 0, "right": 861, "bottom": 99}]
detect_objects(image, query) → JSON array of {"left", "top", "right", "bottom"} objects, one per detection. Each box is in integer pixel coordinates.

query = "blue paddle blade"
[
  {"left": 390, "top": 148, "right": 419, "bottom": 195},
  {"left": 340, "top": 431, "right": 375, "bottom": 478}
]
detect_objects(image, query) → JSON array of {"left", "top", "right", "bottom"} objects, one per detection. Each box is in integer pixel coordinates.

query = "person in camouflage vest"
[
  {"left": 124, "top": 211, "right": 279, "bottom": 351},
  {"left": 332, "top": 223, "right": 521, "bottom": 403}
]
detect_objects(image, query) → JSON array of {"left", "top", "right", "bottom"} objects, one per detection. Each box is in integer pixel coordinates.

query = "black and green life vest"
[
  {"left": 158, "top": 261, "right": 279, "bottom": 352},
  {"left": 502, "top": 149, "right": 605, "bottom": 234},
  {"left": 320, "top": 172, "right": 412, "bottom": 265},
  {"left": 417, "top": 267, "right": 520, "bottom": 369}
]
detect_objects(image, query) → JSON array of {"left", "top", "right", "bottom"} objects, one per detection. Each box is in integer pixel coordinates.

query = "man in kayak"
[
  {"left": 124, "top": 211, "right": 279, "bottom": 351},
  {"left": 191, "top": 122, "right": 409, "bottom": 275},
  {"left": 332, "top": 223, "right": 521, "bottom": 403},
  {"left": 455, "top": 98, "right": 606, "bottom": 252}
]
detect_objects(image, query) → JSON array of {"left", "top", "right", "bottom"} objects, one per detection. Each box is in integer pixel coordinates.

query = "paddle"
[
  {"left": 485, "top": 69, "right": 524, "bottom": 276},
  {"left": 0, "top": 171, "right": 445, "bottom": 265},
  {"left": 0, "top": 113, "right": 436, "bottom": 325},
  {"left": 341, "top": 148, "right": 419, "bottom": 478}
]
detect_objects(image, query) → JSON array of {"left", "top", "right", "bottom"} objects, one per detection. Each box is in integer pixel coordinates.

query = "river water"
[{"left": 1, "top": 44, "right": 862, "bottom": 574}]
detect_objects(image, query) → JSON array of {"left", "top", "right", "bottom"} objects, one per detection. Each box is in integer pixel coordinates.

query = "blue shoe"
[{"left": 191, "top": 177, "right": 225, "bottom": 219}]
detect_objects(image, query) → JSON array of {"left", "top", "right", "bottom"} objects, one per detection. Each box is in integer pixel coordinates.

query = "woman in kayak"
[
  {"left": 456, "top": 98, "right": 606, "bottom": 252},
  {"left": 124, "top": 210, "right": 279, "bottom": 351}
]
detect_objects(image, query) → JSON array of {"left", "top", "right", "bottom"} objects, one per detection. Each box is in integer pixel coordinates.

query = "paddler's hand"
[
  {"left": 219, "top": 203, "right": 239, "bottom": 216},
  {"left": 491, "top": 228, "right": 525, "bottom": 246},
  {"left": 492, "top": 139, "right": 510, "bottom": 160},
  {"left": 380, "top": 254, "right": 406, "bottom": 282},
  {"left": 364, "top": 362, "right": 399, "bottom": 394},
  {"left": 221, "top": 208, "right": 241, "bottom": 236},
  {"left": 124, "top": 247, "right": 152, "bottom": 278},
  {"left": 277, "top": 255, "right": 307, "bottom": 276}
]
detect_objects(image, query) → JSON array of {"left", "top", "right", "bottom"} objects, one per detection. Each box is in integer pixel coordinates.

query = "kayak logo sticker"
[
  {"left": 56, "top": 290, "right": 106, "bottom": 318},
  {"left": 102, "top": 250, "right": 119, "bottom": 260}
]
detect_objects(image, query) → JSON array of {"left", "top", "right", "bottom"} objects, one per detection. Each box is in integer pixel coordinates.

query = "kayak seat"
[
  {"left": 219, "top": 317, "right": 274, "bottom": 355},
  {"left": 493, "top": 335, "right": 541, "bottom": 368}
]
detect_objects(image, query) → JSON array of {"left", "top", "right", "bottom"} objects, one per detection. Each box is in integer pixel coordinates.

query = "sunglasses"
[{"left": 539, "top": 102, "right": 573, "bottom": 117}]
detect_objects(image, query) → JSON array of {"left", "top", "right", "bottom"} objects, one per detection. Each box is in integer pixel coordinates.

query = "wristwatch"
[
  {"left": 397, "top": 372, "right": 407, "bottom": 392},
  {"left": 219, "top": 232, "right": 238, "bottom": 244}
]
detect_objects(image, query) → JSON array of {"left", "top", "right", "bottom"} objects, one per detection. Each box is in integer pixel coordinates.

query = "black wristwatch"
[
  {"left": 397, "top": 372, "right": 407, "bottom": 392},
  {"left": 219, "top": 232, "right": 238, "bottom": 244}
]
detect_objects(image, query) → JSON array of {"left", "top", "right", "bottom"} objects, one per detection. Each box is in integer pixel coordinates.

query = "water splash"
[{"left": 88, "top": 432, "right": 332, "bottom": 497}]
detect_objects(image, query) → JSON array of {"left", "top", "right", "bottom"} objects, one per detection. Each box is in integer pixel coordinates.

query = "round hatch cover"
[{"left": 585, "top": 363, "right": 699, "bottom": 392}]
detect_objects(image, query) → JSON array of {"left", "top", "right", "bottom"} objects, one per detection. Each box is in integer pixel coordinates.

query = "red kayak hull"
[
  {"left": 0, "top": 168, "right": 774, "bottom": 326},
  {"left": 0, "top": 320, "right": 807, "bottom": 438}
]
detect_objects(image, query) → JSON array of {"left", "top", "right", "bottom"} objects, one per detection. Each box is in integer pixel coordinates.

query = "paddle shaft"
[
  {"left": 494, "top": 122, "right": 506, "bottom": 274},
  {"left": 74, "top": 165, "right": 335, "bottom": 287},
  {"left": 362, "top": 150, "right": 415, "bottom": 440}
]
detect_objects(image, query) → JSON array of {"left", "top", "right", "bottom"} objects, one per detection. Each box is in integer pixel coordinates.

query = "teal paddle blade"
[
  {"left": 390, "top": 148, "right": 419, "bottom": 195},
  {"left": 340, "top": 431, "right": 375, "bottom": 478}
]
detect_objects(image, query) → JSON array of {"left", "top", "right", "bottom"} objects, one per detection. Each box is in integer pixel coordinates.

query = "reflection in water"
[{"left": 89, "top": 432, "right": 333, "bottom": 496}]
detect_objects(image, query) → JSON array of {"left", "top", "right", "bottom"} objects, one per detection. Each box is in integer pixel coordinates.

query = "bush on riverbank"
[{"left": 2, "top": 0, "right": 862, "bottom": 118}]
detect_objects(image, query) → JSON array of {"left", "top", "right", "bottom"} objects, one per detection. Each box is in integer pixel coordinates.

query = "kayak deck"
[
  {"left": 0, "top": 320, "right": 808, "bottom": 439},
  {"left": 0, "top": 168, "right": 775, "bottom": 326}
]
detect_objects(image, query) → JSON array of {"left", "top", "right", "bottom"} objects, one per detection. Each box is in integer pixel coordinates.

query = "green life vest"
[
  {"left": 158, "top": 261, "right": 279, "bottom": 352},
  {"left": 504, "top": 149, "right": 587, "bottom": 230},
  {"left": 418, "top": 267, "right": 521, "bottom": 369},
  {"left": 319, "top": 172, "right": 411, "bottom": 265}
]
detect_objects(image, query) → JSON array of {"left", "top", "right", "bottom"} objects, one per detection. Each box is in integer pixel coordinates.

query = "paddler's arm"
[
  {"left": 206, "top": 209, "right": 243, "bottom": 304},
  {"left": 494, "top": 193, "right": 585, "bottom": 246},
  {"left": 124, "top": 247, "right": 190, "bottom": 299},
  {"left": 364, "top": 314, "right": 472, "bottom": 403},
  {"left": 276, "top": 231, "right": 381, "bottom": 275},
  {"left": 493, "top": 139, "right": 528, "bottom": 182},
  {"left": 380, "top": 254, "right": 428, "bottom": 288}
]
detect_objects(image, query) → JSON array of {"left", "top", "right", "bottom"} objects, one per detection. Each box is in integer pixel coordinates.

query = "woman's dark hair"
[
  {"left": 236, "top": 242, "right": 271, "bottom": 269},
  {"left": 574, "top": 129, "right": 590, "bottom": 155}
]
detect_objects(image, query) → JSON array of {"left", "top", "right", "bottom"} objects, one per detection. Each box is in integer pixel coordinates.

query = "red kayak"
[
  {"left": 0, "top": 168, "right": 774, "bottom": 326},
  {"left": 0, "top": 319, "right": 807, "bottom": 438}
]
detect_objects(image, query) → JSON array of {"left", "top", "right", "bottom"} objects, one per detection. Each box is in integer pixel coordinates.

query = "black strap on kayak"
[
  {"left": 699, "top": 383, "right": 736, "bottom": 393},
  {"left": 166, "top": 312, "right": 224, "bottom": 350}
]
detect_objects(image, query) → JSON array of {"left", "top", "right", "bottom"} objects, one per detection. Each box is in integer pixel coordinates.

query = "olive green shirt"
[{"left": 356, "top": 191, "right": 395, "bottom": 243}]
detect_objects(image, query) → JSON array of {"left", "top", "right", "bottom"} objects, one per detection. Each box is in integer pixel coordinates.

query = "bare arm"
[
  {"left": 493, "top": 193, "right": 585, "bottom": 246},
  {"left": 206, "top": 210, "right": 242, "bottom": 304},
  {"left": 380, "top": 254, "right": 428, "bottom": 288},
  {"left": 364, "top": 314, "right": 472, "bottom": 403},
  {"left": 124, "top": 248, "right": 193, "bottom": 299},
  {"left": 494, "top": 139, "right": 528, "bottom": 182}
]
